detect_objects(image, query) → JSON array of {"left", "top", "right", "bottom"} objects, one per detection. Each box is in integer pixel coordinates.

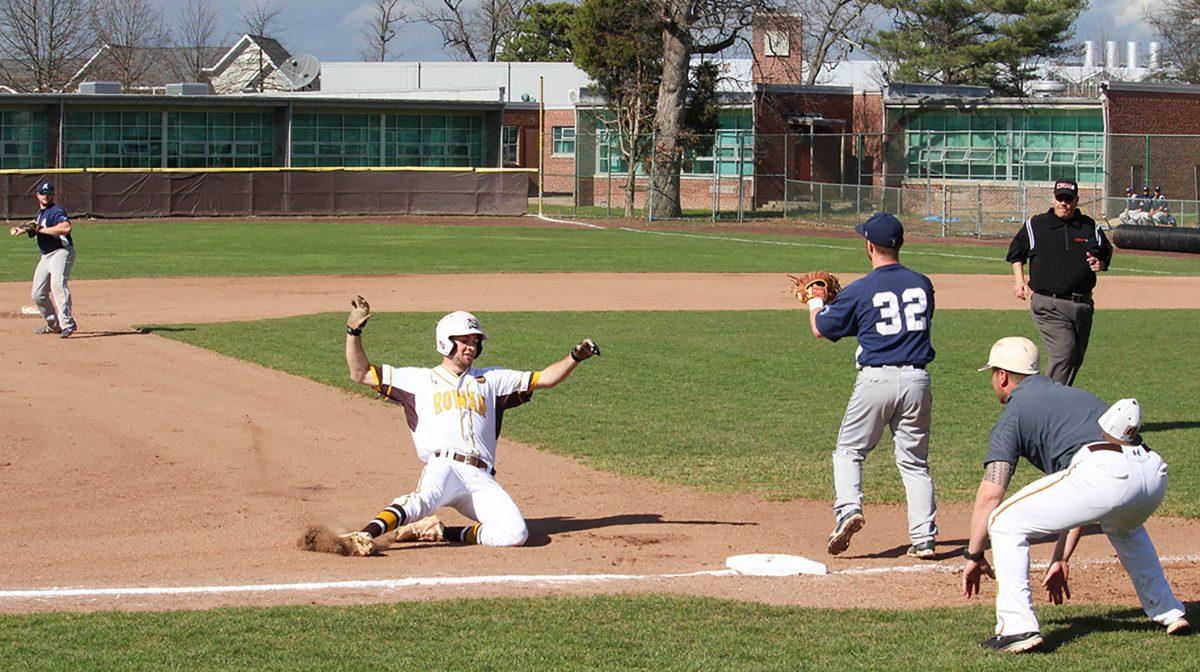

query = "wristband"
[
  {"left": 963, "top": 548, "right": 986, "bottom": 563},
  {"left": 807, "top": 297, "right": 825, "bottom": 310},
  {"left": 346, "top": 325, "right": 363, "bottom": 336}
]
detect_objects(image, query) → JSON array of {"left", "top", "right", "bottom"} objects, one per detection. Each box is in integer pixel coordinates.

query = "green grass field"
[
  {"left": 2, "top": 221, "right": 1195, "bottom": 280},
  {"left": 2, "top": 595, "right": 1194, "bottom": 670},
  {"left": 149, "top": 309, "right": 1200, "bottom": 517}
]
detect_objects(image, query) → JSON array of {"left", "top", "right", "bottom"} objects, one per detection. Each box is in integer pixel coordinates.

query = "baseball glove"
[{"left": 788, "top": 271, "right": 842, "bottom": 304}]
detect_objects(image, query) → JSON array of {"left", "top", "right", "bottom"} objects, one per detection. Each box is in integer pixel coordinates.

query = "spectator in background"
[
  {"left": 1119, "top": 187, "right": 1142, "bottom": 225},
  {"left": 1150, "top": 186, "right": 1176, "bottom": 226}
]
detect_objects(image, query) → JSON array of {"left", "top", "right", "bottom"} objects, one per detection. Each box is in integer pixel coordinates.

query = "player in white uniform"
[
  {"left": 963, "top": 337, "right": 1189, "bottom": 653},
  {"left": 303, "top": 297, "right": 600, "bottom": 557}
]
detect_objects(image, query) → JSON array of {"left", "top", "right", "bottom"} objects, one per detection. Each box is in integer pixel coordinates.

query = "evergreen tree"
[
  {"left": 500, "top": 2, "right": 577, "bottom": 62},
  {"left": 871, "top": 0, "right": 1087, "bottom": 96}
]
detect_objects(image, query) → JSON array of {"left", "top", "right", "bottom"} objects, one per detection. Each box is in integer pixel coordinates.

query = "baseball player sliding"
[
  {"left": 303, "top": 297, "right": 600, "bottom": 557},
  {"left": 799, "top": 212, "right": 938, "bottom": 559},
  {"left": 964, "top": 337, "right": 1189, "bottom": 653}
]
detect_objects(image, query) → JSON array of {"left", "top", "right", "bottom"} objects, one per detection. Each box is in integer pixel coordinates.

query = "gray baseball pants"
[
  {"left": 32, "top": 246, "right": 75, "bottom": 331},
  {"left": 833, "top": 366, "right": 937, "bottom": 544},
  {"left": 1030, "top": 293, "right": 1093, "bottom": 386}
]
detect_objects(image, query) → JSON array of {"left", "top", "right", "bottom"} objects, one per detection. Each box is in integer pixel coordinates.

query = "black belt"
[
  {"left": 1034, "top": 289, "right": 1092, "bottom": 303},
  {"left": 868, "top": 364, "right": 926, "bottom": 370},
  {"left": 434, "top": 450, "right": 496, "bottom": 475}
]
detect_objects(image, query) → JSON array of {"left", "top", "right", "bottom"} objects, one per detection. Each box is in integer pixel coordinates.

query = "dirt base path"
[
  {"left": 2, "top": 273, "right": 1199, "bottom": 614},
  {"left": 4, "top": 273, "right": 1200, "bottom": 329}
]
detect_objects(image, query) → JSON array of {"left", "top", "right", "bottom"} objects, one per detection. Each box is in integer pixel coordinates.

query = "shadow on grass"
[
  {"left": 524, "top": 514, "right": 753, "bottom": 547},
  {"left": 1143, "top": 421, "right": 1200, "bottom": 432},
  {"left": 1038, "top": 600, "right": 1197, "bottom": 651}
]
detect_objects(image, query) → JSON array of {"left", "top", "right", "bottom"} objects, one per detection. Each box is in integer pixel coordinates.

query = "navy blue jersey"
[
  {"left": 35, "top": 204, "right": 72, "bottom": 254},
  {"left": 814, "top": 263, "right": 935, "bottom": 367}
]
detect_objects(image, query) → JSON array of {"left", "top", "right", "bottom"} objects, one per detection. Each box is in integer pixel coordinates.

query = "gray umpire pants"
[
  {"left": 833, "top": 366, "right": 937, "bottom": 544},
  {"left": 1030, "top": 293, "right": 1093, "bottom": 386},
  {"left": 32, "top": 246, "right": 75, "bottom": 331}
]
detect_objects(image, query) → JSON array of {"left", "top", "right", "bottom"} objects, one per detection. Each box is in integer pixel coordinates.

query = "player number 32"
[{"left": 872, "top": 288, "right": 928, "bottom": 335}]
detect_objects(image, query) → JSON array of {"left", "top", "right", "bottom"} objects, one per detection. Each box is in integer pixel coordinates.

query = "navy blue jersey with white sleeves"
[{"left": 814, "top": 263, "right": 936, "bottom": 367}]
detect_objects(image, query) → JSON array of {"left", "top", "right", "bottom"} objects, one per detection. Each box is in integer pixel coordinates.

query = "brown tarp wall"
[{"left": 0, "top": 170, "right": 529, "bottom": 219}]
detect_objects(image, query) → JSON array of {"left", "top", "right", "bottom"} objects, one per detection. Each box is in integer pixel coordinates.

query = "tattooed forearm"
[{"left": 983, "top": 461, "right": 1014, "bottom": 489}]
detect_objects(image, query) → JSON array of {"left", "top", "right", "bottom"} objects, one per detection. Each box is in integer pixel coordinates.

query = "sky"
[{"left": 161, "top": 0, "right": 1160, "bottom": 63}]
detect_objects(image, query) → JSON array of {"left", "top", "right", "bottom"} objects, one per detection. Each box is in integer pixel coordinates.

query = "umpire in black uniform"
[{"left": 1007, "top": 179, "right": 1112, "bottom": 386}]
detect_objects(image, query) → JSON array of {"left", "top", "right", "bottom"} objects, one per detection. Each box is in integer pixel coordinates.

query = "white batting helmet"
[{"left": 435, "top": 311, "right": 486, "bottom": 357}]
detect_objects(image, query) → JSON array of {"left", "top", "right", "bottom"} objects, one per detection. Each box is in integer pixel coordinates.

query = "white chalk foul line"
[
  {"left": 2, "top": 553, "right": 1196, "bottom": 600},
  {"left": 531, "top": 213, "right": 1173, "bottom": 275},
  {"left": 0, "top": 569, "right": 738, "bottom": 601}
]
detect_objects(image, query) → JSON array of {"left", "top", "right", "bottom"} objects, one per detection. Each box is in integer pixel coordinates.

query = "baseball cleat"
[
  {"left": 59, "top": 326, "right": 75, "bottom": 339},
  {"left": 392, "top": 516, "right": 446, "bottom": 543},
  {"left": 1166, "top": 618, "right": 1190, "bottom": 636},
  {"left": 980, "top": 632, "right": 1043, "bottom": 653},
  {"left": 826, "top": 509, "right": 865, "bottom": 556},
  {"left": 906, "top": 540, "right": 936, "bottom": 559},
  {"left": 337, "top": 531, "right": 376, "bottom": 557},
  {"left": 35, "top": 324, "right": 61, "bottom": 334}
]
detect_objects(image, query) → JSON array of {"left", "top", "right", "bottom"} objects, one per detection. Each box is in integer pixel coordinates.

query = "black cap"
[
  {"left": 36, "top": 181, "right": 53, "bottom": 195},
  {"left": 1053, "top": 179, "right": 1078, "bottom": 199},
  {"left": 855, "top": 212, "right": 904, "bottom": 249},
  {"left": 1125, "top": 187, "right": 1134, "bottom": 194}
]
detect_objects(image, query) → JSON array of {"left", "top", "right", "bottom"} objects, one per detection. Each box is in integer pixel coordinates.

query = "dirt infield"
[{"left": 2, "top": 273, "right": 1199, "bottom": 614}]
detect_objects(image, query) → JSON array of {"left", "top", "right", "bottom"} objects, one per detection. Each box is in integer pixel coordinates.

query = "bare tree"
[
  {"left": 238, "top": 0, "right": 286, "bottom": 93},
  {"left": 171, "top": 0, "right": 223, "bottom": 82},
  {"left": 0, "top": 0, "right": 97, "bottom": 92},
  {"left": 650, "top": 0, "right": 766, "bottom": 219},
  {"left": 1145, "top": 2, "right": 1200, "bottom": 82},
  {"left": 238, "top": 0, "right": 285, "bottom": 37},
  {"left": 414, "top": 0, "right": 532, "bottom": 62},
  {"left": 794, "top": 0, "right": 876, "bottom": 85},
  {"left": 361, "top": 0, "right": 406, "bottom": 61},
  {"left": 90, "top": 0, "right": 171, "bottom": 90}
]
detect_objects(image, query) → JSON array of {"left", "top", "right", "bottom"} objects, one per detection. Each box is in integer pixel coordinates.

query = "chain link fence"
[{"left": 530, "top": 130, "right": 1200, "bottom": 235}]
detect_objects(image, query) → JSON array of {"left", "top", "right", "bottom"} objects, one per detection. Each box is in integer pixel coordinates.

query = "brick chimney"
[{"left": 752, "top": 14, "right": 804, "bottom": 86}]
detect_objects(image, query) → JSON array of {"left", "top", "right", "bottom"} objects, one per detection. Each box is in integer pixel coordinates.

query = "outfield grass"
[
  {"left": 1, "top": 221, "right": 1195, "bottom": 280},
  {"left": 1, "top": 595, "right": 1195, "bottom": 670},
  {"left": 149, "top": 309, "right": 1200, "bottom": 517}
]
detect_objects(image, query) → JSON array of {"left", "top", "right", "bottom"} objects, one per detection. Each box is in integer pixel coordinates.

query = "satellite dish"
[
  {"left": 277, "top": 53, "right": 321, "bottom": 90},
  {"left": 567, "top": 88, "right": 579, "bottom": 104}
]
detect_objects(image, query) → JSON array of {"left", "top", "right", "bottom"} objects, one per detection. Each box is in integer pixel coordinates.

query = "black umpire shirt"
[{"left": 1006, "top": 208, "right": 1113, "bottom": 296}]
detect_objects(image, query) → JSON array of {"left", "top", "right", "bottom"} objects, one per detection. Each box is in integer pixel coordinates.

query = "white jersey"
[{"left": 372, "top": 363, "right": 539, "bottom": 468}]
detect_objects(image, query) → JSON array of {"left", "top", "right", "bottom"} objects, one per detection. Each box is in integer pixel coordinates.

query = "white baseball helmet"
[
  {"left": 1099, "top": 398, "right": 1141, "bottom": 443},
  {"left": 435, "top": 311, "right": 486, "bottom": 357}
]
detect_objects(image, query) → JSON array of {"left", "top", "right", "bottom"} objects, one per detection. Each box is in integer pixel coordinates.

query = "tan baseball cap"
[
  {"left": 978, "top": 336, "right": 1040, "bottom": 375},
  {"left": 1099, "top": 398, "right": 1141, "bottom": 443}
]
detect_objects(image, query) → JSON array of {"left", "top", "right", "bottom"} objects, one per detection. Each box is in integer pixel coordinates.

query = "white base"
[
  {"left": 725, "top": 553, "right": 828, "bottom": 577},
  {"left": 21, "top": 305, "right": 38, "bottom": 315}
]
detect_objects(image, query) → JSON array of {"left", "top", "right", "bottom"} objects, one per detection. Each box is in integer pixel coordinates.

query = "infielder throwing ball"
[
  {"left": 800, "top": 212, "right": 938, "bottom": 558},
  {"left": 964, "top": 337, "right": 1189, "bottom": 653},
  {"left": 303, "top": 297, "right": 599, "bottom": 557}
]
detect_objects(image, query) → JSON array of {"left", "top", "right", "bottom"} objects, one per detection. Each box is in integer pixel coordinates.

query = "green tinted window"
[{"left": 0, "top": 109, "right": 46, "bottom": 168}]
